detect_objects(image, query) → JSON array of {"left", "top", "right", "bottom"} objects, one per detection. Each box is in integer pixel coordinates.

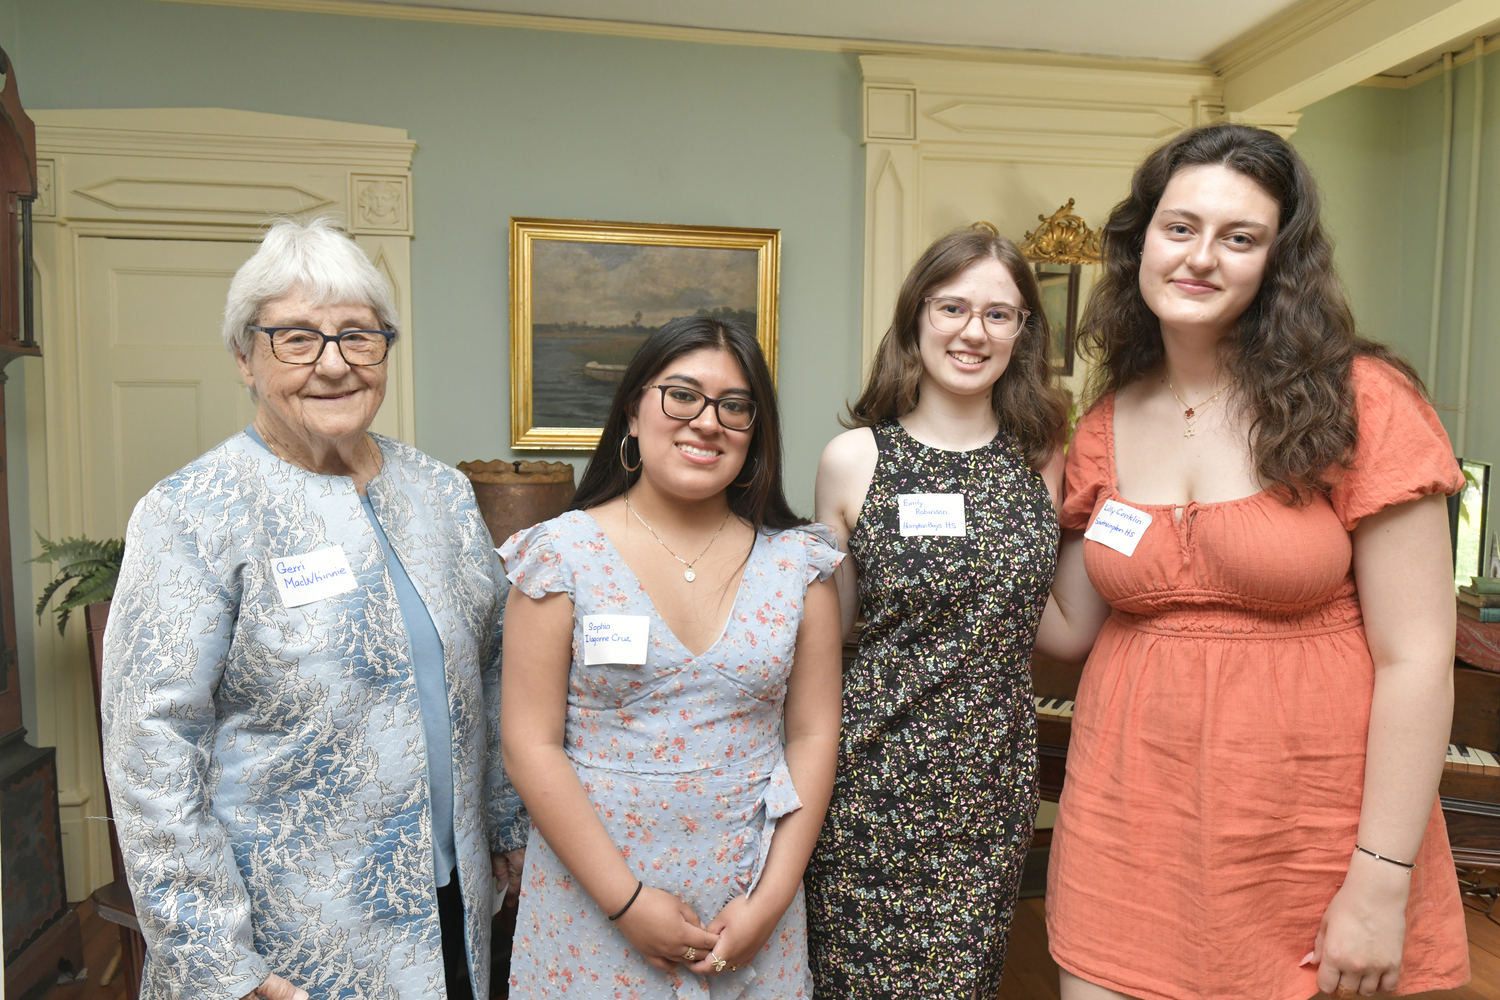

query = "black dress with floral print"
[{"left": 804, "top": 419, "right": 1058, "bottom": 998}]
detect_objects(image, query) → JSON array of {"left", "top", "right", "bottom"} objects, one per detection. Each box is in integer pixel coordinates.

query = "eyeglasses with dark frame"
[
  {"left": 922, "top": 296, "right": 1030, "bottom": 341},
  {"left": 645, "top": 384, "right": 757, "bottom": 431},
  {"left": 247, "top": 325, "right": 395, "bottom": 366}
]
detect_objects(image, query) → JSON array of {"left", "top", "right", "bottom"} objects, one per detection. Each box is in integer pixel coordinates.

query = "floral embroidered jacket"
[{"left": 102, "top": 431, "right": 526, "bottom": 1000}]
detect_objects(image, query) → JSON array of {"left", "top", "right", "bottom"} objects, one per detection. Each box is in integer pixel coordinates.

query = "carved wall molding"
[
  {"left": 349, "top": 172, "right": 413, "bottom": 235},
  {"left": 34, "top": 158, "right": 54, "bottom": 218}
]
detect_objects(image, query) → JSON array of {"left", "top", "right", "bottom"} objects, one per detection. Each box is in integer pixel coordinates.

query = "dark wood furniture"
[
  {"left": 83, "top": 601, "right": 143, "bottom": 998},
  {"left": 0, "top": 43, "right": 74, "bottom": 1000}
]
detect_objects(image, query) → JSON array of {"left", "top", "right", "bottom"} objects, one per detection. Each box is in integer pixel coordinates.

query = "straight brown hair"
[
  {"left": 844, "top": 225, "right": 1069, "bottom": 469},
  {"left": 1080, "top": 122, "right": 1424, "bottom": 503}
]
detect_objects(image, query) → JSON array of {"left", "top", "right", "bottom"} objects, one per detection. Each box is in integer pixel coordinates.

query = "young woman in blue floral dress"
[{"left": 501, "top": 316, "right": 843, "bottom": 999}]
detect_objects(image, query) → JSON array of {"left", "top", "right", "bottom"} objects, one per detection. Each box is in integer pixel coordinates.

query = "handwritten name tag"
[
  {"left": 1084, "top": 499, "right": 1153, "bottom": 557},
  {"left": 272, "top": 546, "right": 358, "bottom": 608},
  {"left": 581, "top": 614, "right": 651, "bottom": 666},
  {"left": 898, "top": 494, "right": 967, "bottom": 537}
]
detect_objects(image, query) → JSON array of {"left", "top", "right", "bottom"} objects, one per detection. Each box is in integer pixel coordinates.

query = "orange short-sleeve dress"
[{"left": 1046, "top": 357, "right": 1470, "bottom": 1000}]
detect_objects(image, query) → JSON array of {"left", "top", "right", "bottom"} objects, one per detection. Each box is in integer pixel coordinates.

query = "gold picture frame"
[{"left": 510, "top": 217, "right": 781, "bottom": 451}]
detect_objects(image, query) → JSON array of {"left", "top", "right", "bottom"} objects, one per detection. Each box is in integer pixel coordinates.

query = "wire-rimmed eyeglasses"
[
  {"left": 923, "top": 296, "right": 1030, "bottom": 341},
  {"left": 247, "top": 325, "right": 394, "bottom": 366},
  {"left": 645, "top": 384, "right": 757, "bottom": 431}
]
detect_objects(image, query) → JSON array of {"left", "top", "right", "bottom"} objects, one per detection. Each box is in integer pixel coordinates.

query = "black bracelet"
[
  {"left": 607, "top": 880, "right": 643, "bottom": 921},
  {"left": 1355, "top": 845, "right": 1416, "bottom": 870}
]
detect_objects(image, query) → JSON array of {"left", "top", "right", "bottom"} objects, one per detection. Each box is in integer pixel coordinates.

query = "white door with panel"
[{"left": 77, "top": 236, "right": 407, "bottom": 539}]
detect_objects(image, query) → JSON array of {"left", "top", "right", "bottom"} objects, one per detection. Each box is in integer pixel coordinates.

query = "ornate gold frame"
[
  {"left": 1018, "top": 200, "right": 1101, "bottom": 377},
  {"left": 510, "top": 217, "right": 780, "bottom": 451},
  {"left": 1019, "top": 199, "right": 1102, "bottom": 265}
]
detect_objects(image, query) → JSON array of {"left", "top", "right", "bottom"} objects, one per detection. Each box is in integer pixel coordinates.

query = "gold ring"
[
  {"left": 729, "top": 965, "right": 739, "bottom": 972},
  {"left": 711, "top": 955, "right": 727, "bottom": 973},
  {"left": 683, "top": 947, "right": 697, "bottom": 961}
]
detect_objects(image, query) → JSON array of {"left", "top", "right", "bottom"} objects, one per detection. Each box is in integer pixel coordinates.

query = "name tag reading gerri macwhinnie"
[
  {"left": 1084, "top": 498, "right": 1153, "bottom": 557},
  {"left": 272, "top": 546, "right": 358, "bottom": 608},
  {"left": 581, "top": 614, "right": 651, "bottom": 666},
  {"left": 898, "top": 494, "right": 967, "bottom": 537}
]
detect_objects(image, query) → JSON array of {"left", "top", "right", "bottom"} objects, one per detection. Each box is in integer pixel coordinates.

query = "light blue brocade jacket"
[{"left": 101, "top": 431, "right": 527, "bottom": 1000}]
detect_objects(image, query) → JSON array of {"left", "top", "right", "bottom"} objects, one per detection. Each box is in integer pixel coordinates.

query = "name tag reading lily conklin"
[
  {"left": 898, "top": 494, "right": 967, "bottom": 537},
  {"left": 582, "top": 614, "right": 651, "bottom": 666},
  {"left": 272, "top": 546, "right": 358, "bottom": 608},
  {"left": 1084, "top": 499, "right": 1153, "bottom": 557}
]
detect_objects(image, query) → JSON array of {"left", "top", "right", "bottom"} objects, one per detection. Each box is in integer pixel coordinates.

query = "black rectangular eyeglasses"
[{"left": 247, "top": 325, "right": 394, "bottom": 366}]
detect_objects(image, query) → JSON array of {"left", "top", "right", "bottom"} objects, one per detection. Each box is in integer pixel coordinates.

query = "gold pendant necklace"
[
  {"left": 1166, "top": 376, "right": 1236, "bottom": 438},
  {"left": 623, "top": 495, "right": 733, "bottom": 583}
]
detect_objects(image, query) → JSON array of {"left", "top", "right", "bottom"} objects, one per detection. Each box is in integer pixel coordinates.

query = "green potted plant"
[{"left": 32, "top": 534, "right": 124, "bottom": 634}]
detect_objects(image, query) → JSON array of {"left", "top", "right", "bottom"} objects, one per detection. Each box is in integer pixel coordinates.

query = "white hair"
[{"left": 222, "top": 216, "right": 400, "bottom": 358}]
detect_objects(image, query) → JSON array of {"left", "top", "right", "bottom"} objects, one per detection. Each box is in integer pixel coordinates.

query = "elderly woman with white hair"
[{"left": 102, "top": 217, "right": 525, "bottom": 1000}]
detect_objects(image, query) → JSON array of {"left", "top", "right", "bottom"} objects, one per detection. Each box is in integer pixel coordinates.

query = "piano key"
[
  {"left": 1474, "top": 747, "right": 1500, "bottom": 777},
  {"left": 1038, "top": 698, "right": 1062, "bottom": 717},
  {"left": 1058, "top": 700, "right": 1075, "bottom": 719}
]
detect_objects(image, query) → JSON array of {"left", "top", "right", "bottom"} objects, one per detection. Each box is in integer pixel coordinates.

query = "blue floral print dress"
[{"left": 500, "top": 510, "right": 842, "bottom": 1000}]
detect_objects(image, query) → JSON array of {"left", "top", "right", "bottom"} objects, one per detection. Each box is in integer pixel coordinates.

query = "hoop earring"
[{"left": 619, "top": 434, "right": 641, "bottom": 473}]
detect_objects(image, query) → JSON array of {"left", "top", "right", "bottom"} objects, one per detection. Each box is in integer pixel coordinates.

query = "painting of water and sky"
[{"left": 529, "top": 239, "right": 758, "bottom": 427}]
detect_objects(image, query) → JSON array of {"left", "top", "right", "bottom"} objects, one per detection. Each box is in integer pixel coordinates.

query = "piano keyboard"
[
  {"left": 1035, "top": 696, "right": 1074, "bottom": 719},
  {"left": 1447, "top": 742, "right": 1500, "bottom": 776}
]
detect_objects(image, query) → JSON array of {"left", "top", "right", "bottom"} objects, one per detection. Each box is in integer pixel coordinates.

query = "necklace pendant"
[
  {"left": 1183, "top": 424, "right": 1195, "bottom": 438},
  {"left": 683, "top": 569, "right": 696, "bottom": 583},
  {"left": 1183, "top": 407, "right": 1195, "bottom": 419}
]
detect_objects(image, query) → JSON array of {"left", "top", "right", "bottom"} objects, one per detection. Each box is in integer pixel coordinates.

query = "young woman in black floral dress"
[{"left": 804, "top": 226, "right": 1070, "bottom": 998}]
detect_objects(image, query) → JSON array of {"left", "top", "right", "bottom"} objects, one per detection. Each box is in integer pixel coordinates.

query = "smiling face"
[
  {"left": 915, "top": 255, "right": 1021, "bottom": 401},
  {"left": 627, "top": 346, "right": 755, "bottom": 502},
  {"left": 235, "top": 287, "right": 388, "bottom": 453},
  {"left": 1140, "top": 163, "right": 1281, "bottom": 339}
]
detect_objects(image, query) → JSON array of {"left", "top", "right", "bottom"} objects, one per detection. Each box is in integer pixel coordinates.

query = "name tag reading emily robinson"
[
  {"left": 1084, "top": 499, "right": 1153, "bottom": 557},
  {"left": 582, "top": 614, "right": 651, "bottom": 666},
  {"left": 898, "top": 494, "right": 967, "bottom": 536},
  {"left": 272, "top": 546, "right": 358, "bottom": 608}
]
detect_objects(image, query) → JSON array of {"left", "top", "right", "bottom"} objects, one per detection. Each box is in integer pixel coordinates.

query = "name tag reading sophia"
[
  {"left": 898, "top": 494, "right": 967, "bottom": 537},
  {"left": 1084, "top": 499, "right": 1153, "bottom": 557},
  {"left": 272, "top": 546, "right": 358, "bottom": 608},
  {"left": 582, "top": 615, "right": 651, "bottom": 666}
]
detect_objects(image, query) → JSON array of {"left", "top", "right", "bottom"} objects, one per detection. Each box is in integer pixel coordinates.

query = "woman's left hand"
[
  {"left": 1307, "top": 853, "right": 1412, "bottom": 996},
  {"left": 683, "top": 894, "right": 780, "bottom": 976}
]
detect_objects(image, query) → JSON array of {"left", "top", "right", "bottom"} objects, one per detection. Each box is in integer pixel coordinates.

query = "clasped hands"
[{"left": 614, "top": 885, "right": 777, "bottom": 977}]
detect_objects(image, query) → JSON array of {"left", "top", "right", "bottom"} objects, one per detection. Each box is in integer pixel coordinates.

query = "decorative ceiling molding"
[
  {"left": 1358, "top": 29, "right": 1500, "bottom": 86},
  {"left": 926, "top": 99, "right": 1189, "bottom": 141},
  {"left": 147, "top": 0, "right": 1215, "bottom": 75},
  {"left": 1210, "top": 0, "right": 1500, "bottom": 113}
]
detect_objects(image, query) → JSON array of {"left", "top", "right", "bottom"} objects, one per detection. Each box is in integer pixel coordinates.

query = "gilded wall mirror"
[{"left": 1018, "top": 200, "right": 1101, "bottom": 376}]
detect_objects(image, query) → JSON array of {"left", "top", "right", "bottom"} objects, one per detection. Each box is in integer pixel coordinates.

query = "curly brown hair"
[
  {"left": 844, "top": 226, "right": 1070, "bottom": 470},
  {"left": 1079, "top": 122, "right": 1423, "bottom": 503}
]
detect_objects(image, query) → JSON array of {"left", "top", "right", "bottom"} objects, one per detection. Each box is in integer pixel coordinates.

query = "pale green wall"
[
  {"left": 1294, "top": 56, "right": 1500, "bottom": 549},
  {"left": 0, "top": 0, "right": 865, "bottom": 735},
  {"left": 6, "top": 0, "right": 866, "bottom": 513}
]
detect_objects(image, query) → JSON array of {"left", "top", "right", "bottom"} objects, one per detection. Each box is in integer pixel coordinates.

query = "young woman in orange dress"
[{"left": 1035, "top": 122, "right": 1470, "bottom": 1000}]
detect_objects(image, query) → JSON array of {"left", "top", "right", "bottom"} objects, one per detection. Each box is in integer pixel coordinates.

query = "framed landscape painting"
[{"left": 510, "top": 218, "right": 781, "bottom": 450}]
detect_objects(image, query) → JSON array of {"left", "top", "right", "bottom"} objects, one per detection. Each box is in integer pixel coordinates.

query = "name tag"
[
  {"left": 272, "top": 546, "right": 358, "bottom": 608},
  {"left": 581, "top": 614, "right": 651, "bottom": 666},
  {"left": 1084, "top": 499, "right": 1153, "bottom": 557},
  {"left": 898, "top": 494, "right": 966, "bottom": 536}
]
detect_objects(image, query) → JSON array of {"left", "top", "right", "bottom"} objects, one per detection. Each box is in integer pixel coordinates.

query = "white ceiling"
[{"left": 347, "top": 0, "right": 1307, "bottom": 63}]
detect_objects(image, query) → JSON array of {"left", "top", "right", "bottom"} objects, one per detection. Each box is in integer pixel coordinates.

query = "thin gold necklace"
[
  {"left": 1166, "top": 376, "right": 1236, "bottom": 438},
  {"left": 623, "top": 495, "right": 733, "bottom": 583}
]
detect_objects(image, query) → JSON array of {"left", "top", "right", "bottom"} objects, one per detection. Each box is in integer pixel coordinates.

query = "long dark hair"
[
  {"left": 571, "top": 315, "right": 806, "bottom": 531},
  {"left": 1080, "top": 122, "right": 1423, "bottom": 503},
  {"left": 844, "top": 225, "right": 1070, "bottom": 470}
]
